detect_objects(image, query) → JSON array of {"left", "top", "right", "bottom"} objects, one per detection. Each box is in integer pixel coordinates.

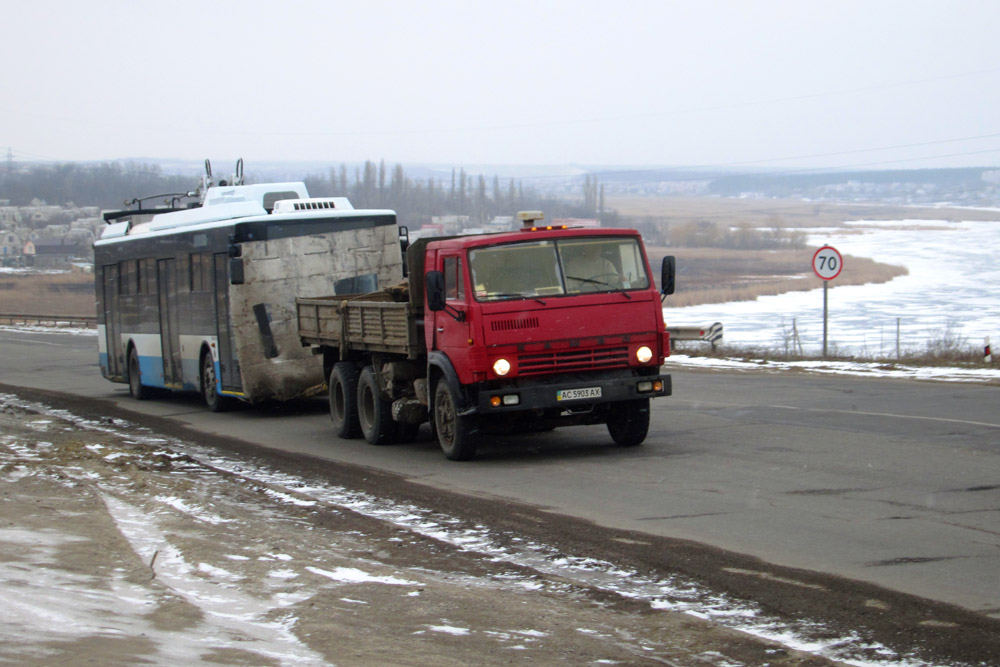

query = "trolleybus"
[{"left": 94, "top": 162, "right": 403, "bottom": 410}]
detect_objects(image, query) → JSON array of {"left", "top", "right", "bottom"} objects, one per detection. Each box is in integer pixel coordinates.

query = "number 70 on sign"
[{"left": 812, "top": 246, "right": 843, "bottom": 280}]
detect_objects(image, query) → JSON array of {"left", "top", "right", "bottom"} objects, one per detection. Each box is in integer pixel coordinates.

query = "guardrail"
[
  {"left": 668, "top": 322, "right": 723, "bottom": 350},
  {"left": 0, "top": 312, "right": 97, "bottom": 328}
]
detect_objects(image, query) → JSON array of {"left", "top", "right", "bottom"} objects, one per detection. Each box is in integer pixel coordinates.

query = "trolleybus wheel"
[
  {"left": 201, "top": 352, "right": 229, "bottom": 413},
  {"left": 127, "top": 346, "right": 148, "bottom": 401}
]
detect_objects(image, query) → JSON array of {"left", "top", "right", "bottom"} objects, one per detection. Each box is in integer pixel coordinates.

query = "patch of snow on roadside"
[
  {"left": 665, "top": 354, "right": 1000, "bottom": 384},
  {"left": 2, "top": 392, "right": 939, "bottom": 667},
  {"left": 100, "top": 493, "right": 326, "bottom": 665},
  {"left": 190, "top": 450, "right": 929, "bottom": 667},
  {"left": 426, "top": 624, "right": 471, "bottom": 636},
  {"left": 305, "top": 566, "right": 423, "bottom": 587},
  {"left": 153, "top": 495, "right": 233, "bottom": 524},
  {"left": 0, "top": 324, "right": 96, "bottom": 336}
]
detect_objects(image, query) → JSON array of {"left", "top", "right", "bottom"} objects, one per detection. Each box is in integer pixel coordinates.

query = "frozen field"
[{"left": 667, "top": 217, "right": 1000, "bottom": 356}]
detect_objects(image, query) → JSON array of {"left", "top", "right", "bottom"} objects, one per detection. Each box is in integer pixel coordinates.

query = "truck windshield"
[{"left": 469, "top": 237, "right": 650, "bottom": 301}]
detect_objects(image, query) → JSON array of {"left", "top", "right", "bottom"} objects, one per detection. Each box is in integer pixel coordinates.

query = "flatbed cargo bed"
[{"left": 297, "top": 291, "right": 424, "bottom": 358}]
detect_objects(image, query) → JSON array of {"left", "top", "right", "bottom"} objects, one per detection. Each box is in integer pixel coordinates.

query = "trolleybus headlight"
[
  {"left": 636, "top": 346, "right": 653, "bottom": 364},
  {"left": 493, "top": 358, "right": 512, "bottom": 376}
]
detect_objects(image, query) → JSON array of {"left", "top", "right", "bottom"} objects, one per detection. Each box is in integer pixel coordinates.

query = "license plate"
[{"left": 556, "top": 386, "right": 602, "bottom": 401}]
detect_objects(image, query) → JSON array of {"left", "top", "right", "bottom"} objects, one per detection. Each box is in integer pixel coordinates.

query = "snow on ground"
[
  {"left": 0, "top": 267, "right": 71, "bottom": 275},
  {"left": 0, "top": 392, "right": 945, "bottom": 666},
  {"left": 0, "top": 323, "right": 97, "bottom": 336},
  {"left": 666, "top": 353, "right": 1000, "bottom": 384},
  {"left": 668, "top": 218, "right": 1000, "bottom": 357}
]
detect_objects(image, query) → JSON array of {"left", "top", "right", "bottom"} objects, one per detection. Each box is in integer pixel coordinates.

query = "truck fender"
[{"left": 426, "top": 351, "right": 468, "bottom": 413}]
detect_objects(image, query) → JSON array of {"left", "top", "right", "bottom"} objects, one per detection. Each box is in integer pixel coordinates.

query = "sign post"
[{"left": 812, "top": 246, "right": 843, "bottom": 357}]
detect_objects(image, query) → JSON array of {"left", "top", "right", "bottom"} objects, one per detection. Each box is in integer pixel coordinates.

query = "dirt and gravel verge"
[
  {"left": 0, "top": 389, "right": 834, "bottom": 666},
  {"left": 2, "top": 383, "right": 998, "bottom": 666}
]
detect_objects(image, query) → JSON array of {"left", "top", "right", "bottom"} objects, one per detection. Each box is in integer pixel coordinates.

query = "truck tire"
[
  {"left": 606, "top": 398, "right": 650, "bottom": 447},
  {"left": 433, "top": 379, "right": 477, "bottom": 461},
  {"left": 357, "top": 365, "right": 395, "bottom": 445},
  {"left": 330, "top": 362, "right": 361, "bottom": 439}
]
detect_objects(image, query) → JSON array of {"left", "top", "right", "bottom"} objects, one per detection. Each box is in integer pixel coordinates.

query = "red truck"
[{"left": 297, "top": 212, "right": 675, "bottom": 460}]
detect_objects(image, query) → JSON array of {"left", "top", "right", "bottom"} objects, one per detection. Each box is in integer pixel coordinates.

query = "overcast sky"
[{"left": 4, "top": 0, "right": 1000, "bottom": 171}]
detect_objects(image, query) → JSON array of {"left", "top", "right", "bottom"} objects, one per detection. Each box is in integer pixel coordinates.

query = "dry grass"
[
  {"left": 0, "top": 272, "right": 95, "bottom": 317},
  {"left": 609, "top": 196, "right": 1000, "bottom": 228},
  {"left": 648, "top": 246, "right": 907, "bottom": 307},
  {"left": 0, "top": 247, "right": 909, "bottom": 318},
  {"left": 685, "top": 323, "right": 993, "bottom": 367}
]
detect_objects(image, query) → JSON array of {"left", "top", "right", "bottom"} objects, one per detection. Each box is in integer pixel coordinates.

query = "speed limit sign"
[{"left": 812, "top": 246, "right": 843, "bottom": 280}]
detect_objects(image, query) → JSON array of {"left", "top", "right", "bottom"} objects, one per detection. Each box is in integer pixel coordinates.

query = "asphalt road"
[{"left": 3, "top": 328, "right": 999, "bottom": 621}]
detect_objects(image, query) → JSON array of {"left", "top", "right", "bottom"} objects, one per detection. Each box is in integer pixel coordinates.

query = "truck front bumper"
[{"left": 472, "top": 369, "right": 671, "bottom": 414}]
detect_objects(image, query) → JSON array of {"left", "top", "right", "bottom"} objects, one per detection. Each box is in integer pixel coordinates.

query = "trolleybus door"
[
  {"left": 102, "top": 264, "right": 122, "bottom": 378},
  {"left": 213, "top": 252, "right": 239, "bottom": 390},
  {"left": 157, "top": 258, "right": 182, "bottom": 385}
]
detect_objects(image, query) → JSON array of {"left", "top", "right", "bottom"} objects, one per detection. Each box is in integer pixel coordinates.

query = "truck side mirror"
[
  {"left": 426, "top": 270, "right": 446, "bottom": 311},
  {"left": 398, "top": 226, "right": 410, "bottom": 278},
  {"left": 660, "top": 256, "right": 676, "bottom": 296}
]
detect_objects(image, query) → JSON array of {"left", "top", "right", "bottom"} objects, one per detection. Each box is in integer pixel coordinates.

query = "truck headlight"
[
  {"left": 493, "top": 358, "right": 512, "bottom": 376},
  {"left": 636, "top": 346, "right": 653, "bottom": 364}
]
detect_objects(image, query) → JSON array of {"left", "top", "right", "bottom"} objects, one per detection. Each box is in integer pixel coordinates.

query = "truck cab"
[{"left": 422, "top": 218, "right": 672, "bottom": 459}]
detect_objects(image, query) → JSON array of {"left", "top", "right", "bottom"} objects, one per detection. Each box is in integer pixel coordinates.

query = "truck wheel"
[
  {"left": 357, "top": 365, "right": 395, "bottom": 445},
  {"left": 606, "top": 398, "right": 650, "bottom": 447},
  {"left": 434, "top": 379, "right": 477, "bottom": 461},
  {"left": 201, "top": 352, "right": 230, "bottom": 413},
  {"left": 127, "top": 346, "right": 148, "bottom": 401},
  {"left": 330, "top": 362, "right": 361, "bottom": 439}
]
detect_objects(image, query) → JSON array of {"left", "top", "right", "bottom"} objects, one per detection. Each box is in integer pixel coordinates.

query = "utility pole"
[{"left": 5, "top": 147, "right": 12, "bottom": 173}]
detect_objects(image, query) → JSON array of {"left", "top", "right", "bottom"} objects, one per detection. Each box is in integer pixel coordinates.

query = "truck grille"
[
  {"left": 491, "top": 316, "right": 539, "bottom": 332},
  {"left": 518, "top": 346, "right": 629, "bottom": 375}
]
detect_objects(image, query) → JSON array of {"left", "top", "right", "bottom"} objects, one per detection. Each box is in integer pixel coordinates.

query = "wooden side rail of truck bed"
[{"left": 296, "top": 292, "right": 424, "bottom": 358}]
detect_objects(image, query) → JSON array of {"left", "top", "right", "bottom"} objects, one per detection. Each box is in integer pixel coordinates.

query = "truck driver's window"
[{"left": 444, "top": 256, "right": 463, "bottom": 300}]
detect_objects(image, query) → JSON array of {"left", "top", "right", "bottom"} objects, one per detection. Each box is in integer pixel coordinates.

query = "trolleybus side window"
[
  {"left": 119, "top": 260, "right": 138, "bottom": 296},
  {"left": 138, "top": 258, "right": 156, "bottom": 294},
  {"left": 190, "top": 252, "right": 212, "bottom": 292}
]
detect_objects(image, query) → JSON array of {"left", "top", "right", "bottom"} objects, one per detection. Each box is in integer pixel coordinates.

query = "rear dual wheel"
[
  {"left": 357, "top": 365, "right": 395, "bottom": 445},
  {"left": 329, "top": 362, "right": 361, "bottom": 438},
  {"left": 335, "top": 363, "right": 421, "bottom": 445}
]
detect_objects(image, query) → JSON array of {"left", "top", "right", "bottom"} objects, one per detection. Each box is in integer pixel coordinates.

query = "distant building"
[
  {"left": 418, "top": 223, "right": 445, "bottom": 237},
  {"left": 27, "top": 206, "right": 62, "bottom": 225},
  {"left": 431, "top": 215, "right": 471, "bottom": 235},
  {"left": 487, "top": 216, "right": 514, "bottom": 231},
  {"left": 27, "top": 241, "right": 83, "bottom": 269},
  {"left": 1, "top": 231, "right": 21, "bottom": 257},
  {"left": 0, "top": 207, "right": 20, "bottom": 224}
]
